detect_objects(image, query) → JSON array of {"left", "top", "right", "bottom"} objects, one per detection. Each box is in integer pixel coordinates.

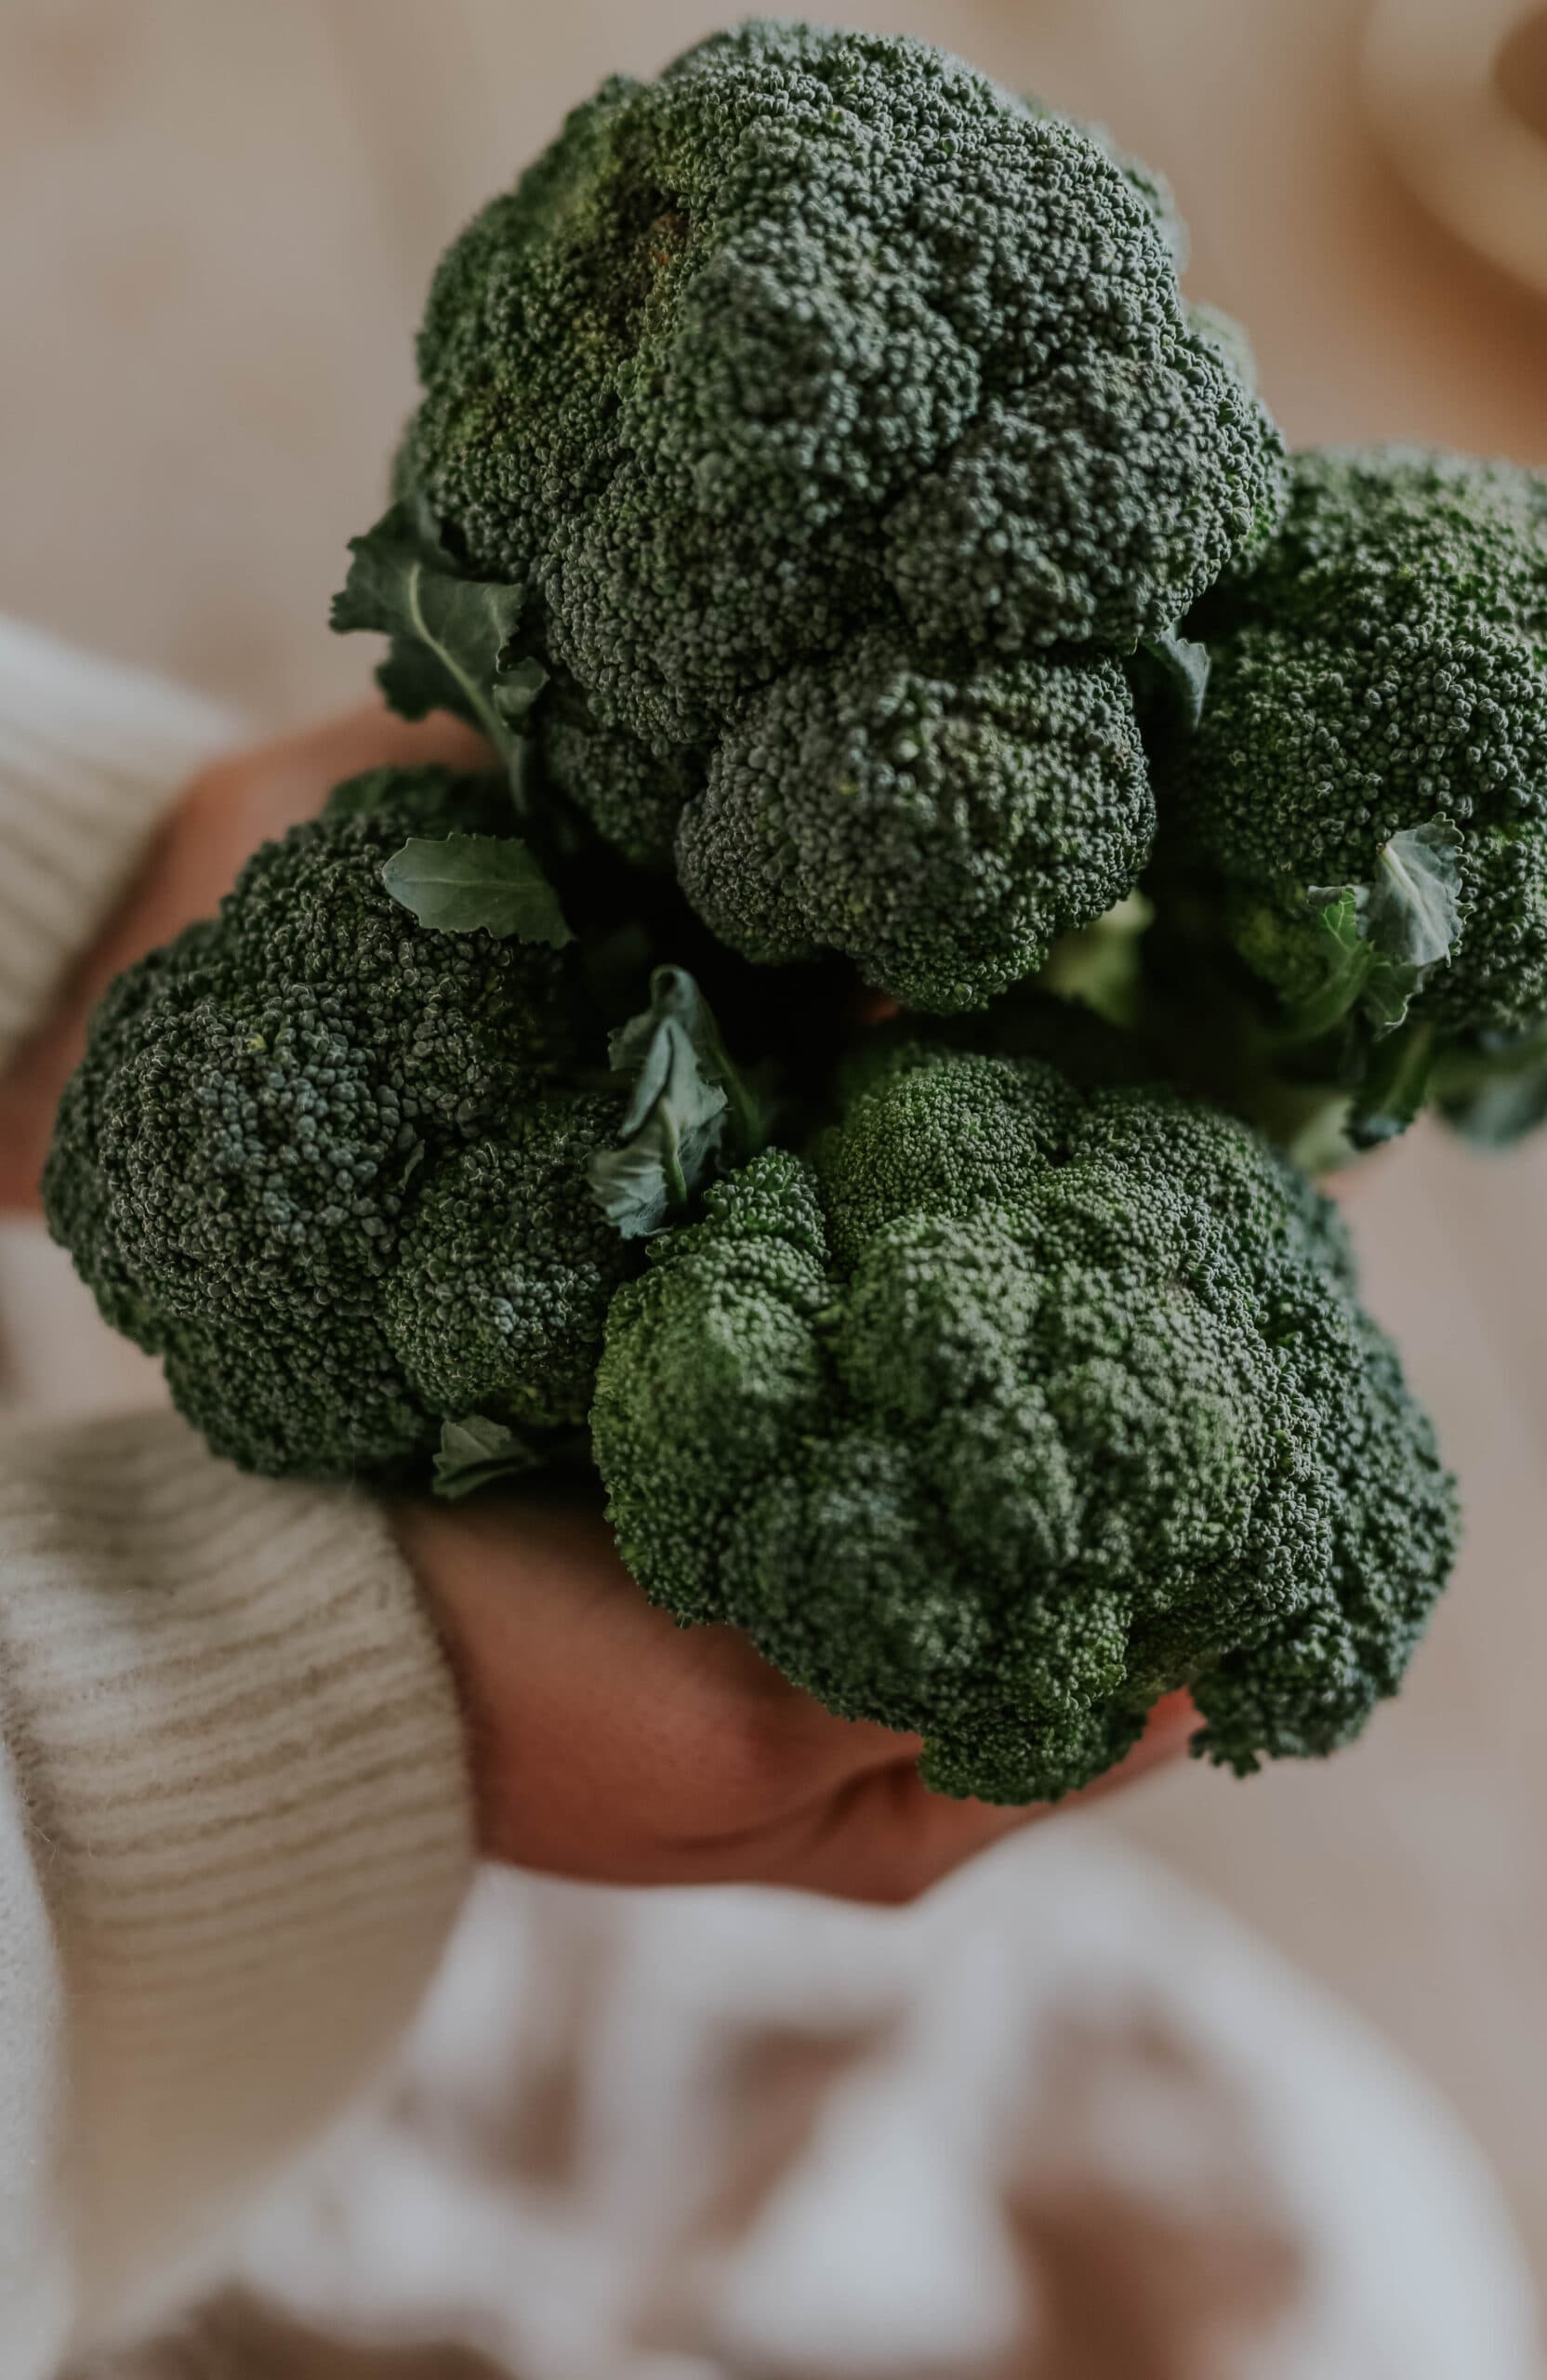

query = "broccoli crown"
[
  {"left": 44, "top": 766, "right": 632, "bottom": 1479},
  {"left": 395, "top": 19, "right": 1284, "bottom": 1004},
  {"left": 1185, "top": 445, "right": 1547, "bottom": 1039},
  {"left": 673, "top": 633, "right": 1154, "bottom": 1010},
  {"left": 591, "top": 1042, "right": 1458, "bottom": 1803}
]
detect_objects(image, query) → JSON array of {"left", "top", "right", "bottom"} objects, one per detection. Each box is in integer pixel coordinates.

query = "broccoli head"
[
  {"left": 674, "top": 634, "right": 1153, "bottom": 1010},
  {"left": 1179, "top": 446, "right": 1547, "bottom": 1131},
  {"left": 44, "top": 766, "right": 633, "bottom": 1480},
  {"left": 375, "top": 19, "right": 1284, "bottom": 1007},
  {"left": 591, "top": 1042, "right": 1458, "bottom": 1803}
]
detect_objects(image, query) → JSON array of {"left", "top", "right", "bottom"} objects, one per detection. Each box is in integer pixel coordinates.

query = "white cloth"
[{"left": 229, "top": 1840, "right": 1544, "bottom": 2380}]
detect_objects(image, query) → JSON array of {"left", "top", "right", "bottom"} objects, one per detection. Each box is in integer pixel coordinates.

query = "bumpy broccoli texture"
[
  {"left": 392, "top": 19, "right": 1285, "bottom": 1007},
  {"left": 44, "top": 767, "right": 631, "bottom": 1479},
  {"left": 1182, "top": 448, "right": 1547, "bottom": 1086},
  {"left": 592, "top": 1043, "right": 1458, "bottom": 1803},
  {"left": 676, "top": 636, "right": 1152, "bottom": 1012}
]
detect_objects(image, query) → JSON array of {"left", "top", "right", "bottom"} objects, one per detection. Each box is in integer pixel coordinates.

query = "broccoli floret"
[
  {"left": 540, "top": 694, "right": 696, "bottom": 870},
  {"left": 591, "top": 1042, "right": 1458, "bottom": 1803},
  {"left": 383, "top": 1094, "right": 628, "bottom": 1429},
  {"left": 374, "top": 20, "right": 1284, "bottom": 1007},
  {"left": 673, "top": 633, "right": 1153, "bottom": 1010},
  {"left": 44, "top": 765, "right": 634, "bottom": 1480},
  {"left": 1179, "top": 447, "right": 1547, "bottom": 1128}
]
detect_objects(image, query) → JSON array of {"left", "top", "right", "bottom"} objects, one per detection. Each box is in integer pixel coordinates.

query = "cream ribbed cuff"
[
  {"left": 0, "top": 619, "right": 241, "bottom": 1071},
  {"left": 0, "top": 1408, "right": 475, "bottom": 2355}
]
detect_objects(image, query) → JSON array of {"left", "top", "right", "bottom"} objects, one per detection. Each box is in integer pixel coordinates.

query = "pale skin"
[{"left": 0, "top": 700, "right": 1193, "bottom": 1904}]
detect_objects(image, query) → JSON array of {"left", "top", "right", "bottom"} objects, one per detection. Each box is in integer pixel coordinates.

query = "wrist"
[{"left": 389, "top": 1495, "right": 515, "bottom": 1865}]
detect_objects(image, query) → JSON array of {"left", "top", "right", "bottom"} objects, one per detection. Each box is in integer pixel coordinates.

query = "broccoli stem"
[
  {"left": 659, "top": 1108, "right": 691, "bottom": 1210},
  {"left": 704, "top": 1023, "right": 764, "bottom": 1162},
  {"left": 1350, "top": 1018, "right": 1437, "bottom": 1147}
]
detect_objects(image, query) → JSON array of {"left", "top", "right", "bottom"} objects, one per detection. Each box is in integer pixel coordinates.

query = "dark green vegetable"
[
  {"left": 331, "top": 506, "right": 546, "bottom": 795},
  {"left": 675, "top": 634, "right": 1154, "bottom": 1012},
  {"left": 339, "top": 19, "right": 1285, "bottom": 1010},
  {"left": 44, "top": 766, "right": 635, "bottom": 1479},
  {"left": 47, "top": 26, "right": 1496, "bottom": 1813},
  {"left": 380, "top": 832, "right": 573, "bottom": 942},
  {"left": 1177, "top": 446, "right": 1547, "bottom": 1142},
  {"left": 588, "top": 964, "right": 765, "bottom": 1238},
  {"left": 592, "top": 1041, "right": 1458, "bottom": 1804}
]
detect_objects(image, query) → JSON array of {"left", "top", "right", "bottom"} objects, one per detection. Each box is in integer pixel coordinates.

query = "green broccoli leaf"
[
  {"left": 374, "top": 636, "right": 473, "bottom": 731},
  {"left": 432, "top": 1414, "right": 549, "bottom": 1501},
  {"left": 380, "top": 833, "right": 573, "bottom": 943},
  {"left": 1286, "top": 817, "right": 1463, "bottom": 1043},
  {"left": 490, "top": 653, "right": 549, "bottom": 731},
  {"left": 1133, "top": 626, "right": 1210, "bottom": 728},
  {"left": 1366, "top": 820, "right": 1463, "bottom": 972},
  {"left": 588, "top": 966, "right": 761, "bottom": 1237},
  {"left": 332, "top": 506, "right": 547, "bottom": 809},
  {"left": 1280, "top": 888, "right": 1383, "bottom": 1040}
]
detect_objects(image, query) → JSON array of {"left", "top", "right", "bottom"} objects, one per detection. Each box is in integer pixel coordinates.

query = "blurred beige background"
[{"left": 2, "top": 0, "right": 1545, "bottom": 2310}]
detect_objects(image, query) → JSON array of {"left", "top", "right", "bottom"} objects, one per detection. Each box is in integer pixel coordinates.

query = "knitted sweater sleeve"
[
  {"left": 0, "top": 623, "right": 477, "bottom": 2373},
  {"left": 0, "top": 617, "right": 243, "bottom": 1073}
]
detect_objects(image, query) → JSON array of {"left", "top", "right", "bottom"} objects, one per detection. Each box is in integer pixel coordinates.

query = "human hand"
[
  {"left": 397, "top": 1483, "right": 1196, "bottom": 1905},
  {"left": 0, "top": 699, "right": 487, "bottom": 1208}
]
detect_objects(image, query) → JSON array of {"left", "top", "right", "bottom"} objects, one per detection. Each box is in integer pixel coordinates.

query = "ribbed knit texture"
[
  {"left": 0, "top": 624, "right": 478, "bottom": 2373},
  {"left": 0, "top": 618, "right": 240, "bottom": 1071},
  {"left": 0, "top": 1411, "right": 476, "bottom": 2369}
]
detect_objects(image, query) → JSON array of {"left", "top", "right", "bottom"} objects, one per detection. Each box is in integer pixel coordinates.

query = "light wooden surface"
[{"left": 3, "top": 0, "right": 1546, "bottom": 2304}]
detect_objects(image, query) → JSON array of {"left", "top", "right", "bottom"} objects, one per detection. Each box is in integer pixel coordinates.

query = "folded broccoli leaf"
[
  {"left": 1281, "top": 888, "right": 1392, "bottom": 1040},
  {"left": 332, "top": 505, "right": 548, "bottom": 810},
  {"left": 432, "top": 1414, "right": 550, "bottom": 1501},
  {"left": 1288, "top": 816, "right": 1463, "bottom": 1043},
  {"left": 1366, "top": 820, "right": 1463, "bottom": 972},
  {"left": 1131, "top": 625, "right": 1210, "bottom": 728},
  {"left": 380, "top": 833, "right": 572, "bottom": 943},
  {"left": 588, "top": 967, "right": 760, "bottom": 1237}
]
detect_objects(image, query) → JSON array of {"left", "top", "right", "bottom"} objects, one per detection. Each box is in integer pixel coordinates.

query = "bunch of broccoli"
[
  {"left": 45, "top": 767, "right": 636, "bottom": 1484},
  {"left": 51, "top": 19, "right": 1547, "bottom": 1805}
]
